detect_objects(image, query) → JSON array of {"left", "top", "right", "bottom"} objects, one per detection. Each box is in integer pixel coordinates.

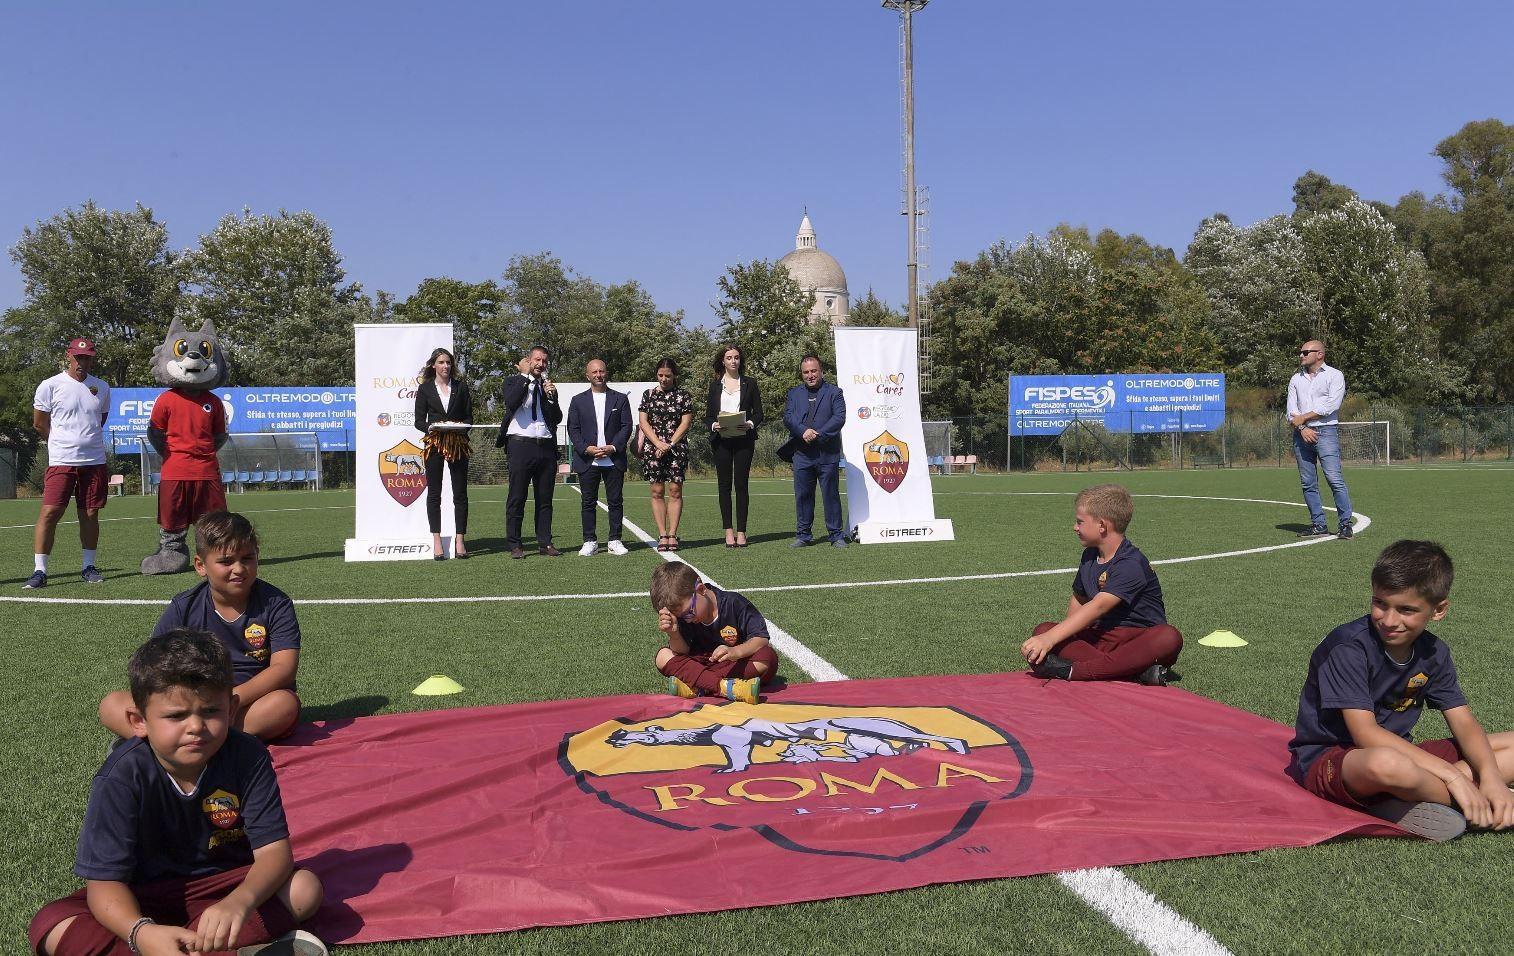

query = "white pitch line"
[
  {"left": 1057, "top": 868, "right": 1232, "bottom": 956},
  {"left": 569, "top": 485, "right": 848, "bottom": 681},
  {"left": 0, "top": 504, "right": 354, "bottom": 532},
  {"left": 567, "top": 489, "right": 1221, "bottom": 954}
]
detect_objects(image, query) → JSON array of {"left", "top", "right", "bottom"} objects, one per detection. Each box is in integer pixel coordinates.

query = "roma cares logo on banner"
[
  {"left": 378, "top": 438, "right": 427, "bottom": 507},
  {"left": 560, "top": 702, "right": 1031, "bottom": 861},
  {"left": 863, "top": 430, "right": 909, "bottom": 493}
]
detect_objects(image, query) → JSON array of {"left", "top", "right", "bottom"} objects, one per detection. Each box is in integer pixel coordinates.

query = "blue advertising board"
[
  {"left": 106, "top": 387, "right": 357, "bottom": 453},
  {"left": 1008, "top": 374, "right": 1226, "bottom": 436}
]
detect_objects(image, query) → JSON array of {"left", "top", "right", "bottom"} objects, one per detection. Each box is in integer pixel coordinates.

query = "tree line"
[{"left": 3, "top": 119, "right": 1509, "bottom": 451}]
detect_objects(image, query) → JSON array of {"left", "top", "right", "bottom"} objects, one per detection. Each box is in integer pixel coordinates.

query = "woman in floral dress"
[{"left": 638, "top": 358, "right": 694, "bottom": 551}]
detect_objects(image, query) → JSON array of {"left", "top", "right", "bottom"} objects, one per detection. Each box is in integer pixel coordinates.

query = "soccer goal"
[{"left": 1337, "top": 420, "right": 1391, "bottom": 465}]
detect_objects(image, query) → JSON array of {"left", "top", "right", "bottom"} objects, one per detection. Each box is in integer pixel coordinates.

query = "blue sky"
[{"left": 2, "top": 1, "right": 1510, "bottom": 326}]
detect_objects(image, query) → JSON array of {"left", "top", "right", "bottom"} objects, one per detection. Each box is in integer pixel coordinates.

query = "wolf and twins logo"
[
  {"left": 202, "top": 789, "right": 247, "bottom": 849},
  {"left": 863, "top": 430, "right": 909, "bottom": 493},
  {"left": 379, "top": 439, "right": 427, "bottom": 507},
  {"left": 561, "top": 702, "right": 1031, "bottom": 861}
]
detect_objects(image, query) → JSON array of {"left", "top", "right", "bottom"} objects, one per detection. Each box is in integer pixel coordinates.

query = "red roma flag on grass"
[{"left": 272, "top": 672, "right": 1399, "bottom": 945}]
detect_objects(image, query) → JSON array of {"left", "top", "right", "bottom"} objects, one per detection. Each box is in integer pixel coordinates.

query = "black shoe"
[
  {"left": 1135, "top": 663, "right": 1169, "bottom": 686},
  {"left": 1030, "top": 653, "right": 1074, "bottom": 681},
  {"left": 1338, "top": 524, "right": 1354, "bottom": 540},
  {"left": 433, "top": 554, "right": 447, "bottom": 561},
  {"left": 1297, "top": 524, "right": 1330, "bottom": 537}
]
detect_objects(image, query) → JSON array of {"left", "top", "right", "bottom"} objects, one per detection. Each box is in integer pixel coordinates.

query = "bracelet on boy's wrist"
[{"left": 127, "top": 916, "right": 155, "bottom": 955}]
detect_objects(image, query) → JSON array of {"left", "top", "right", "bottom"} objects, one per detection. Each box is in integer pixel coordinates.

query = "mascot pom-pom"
[{"left": 141, "top": 318, "right": 232, "bottom": 574}]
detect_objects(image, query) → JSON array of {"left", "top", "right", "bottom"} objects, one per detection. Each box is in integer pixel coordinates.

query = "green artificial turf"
[{"left": 3, "top": 464, "right": 1511, "bottom": 953}]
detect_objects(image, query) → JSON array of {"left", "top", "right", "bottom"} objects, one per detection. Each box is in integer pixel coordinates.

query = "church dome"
[{"left": 778, "top": 247, "right": 848, "bottom": 292}]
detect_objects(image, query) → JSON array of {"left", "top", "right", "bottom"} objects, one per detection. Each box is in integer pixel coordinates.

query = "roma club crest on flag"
[
  {"left": 863, "top": 430, "right": 909, "bottom": 493},
  {"left": 563, "top": 701, "right": 1031, "bottom": 861},
  {"left": 378, "top": 439, "right": 427, "bottom": 507}
]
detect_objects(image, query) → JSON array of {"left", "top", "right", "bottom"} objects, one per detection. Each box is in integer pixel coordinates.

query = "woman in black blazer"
[
  {"left": 704, "top": 344, "right": 764, "bottom": 547},
  {"left": 414, "top": 347, "right": 474, "bottom": 559}
]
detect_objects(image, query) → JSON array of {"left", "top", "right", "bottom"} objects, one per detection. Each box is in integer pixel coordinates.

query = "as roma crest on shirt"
[
  {"left": 244, "top": 623, "right": 268, "bottom": 648},
  {"left": 378, "top": 439, "right": 427, "bottom": 507},
  {"left": 719, "top": 626, "right": 740, "bottom": 646},
  {"left": 202, "top": 789, "right": 242, "bottom": 830},
  {"left": 863, "top": 430, "right": 909, "bottom": 494},
  {"left": 561, "top": 701, "right": 1031, "bottom": 861}
]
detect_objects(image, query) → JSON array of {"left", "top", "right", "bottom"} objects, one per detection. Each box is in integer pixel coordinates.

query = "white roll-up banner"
[
  {"left": 834, "top": 327, "right": 954, "bottom": 544},
  {"left": 345, "top": 323, "right": 454, "bottom": 561}
]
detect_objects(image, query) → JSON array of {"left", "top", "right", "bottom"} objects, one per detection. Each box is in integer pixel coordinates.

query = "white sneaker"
[
  {"left": 238, "top": 929, "right": 329, "bottom": 955},
  {"left": 578, "top": 541, "right": 599, "bottom": 557},
  {"left": 607, "top": 539, "right": 628, "bottom": 556}
]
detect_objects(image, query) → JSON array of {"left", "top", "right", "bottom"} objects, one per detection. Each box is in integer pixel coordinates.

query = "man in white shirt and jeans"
[
  {"left": 27, "top": 337, "right": 112, "bottom": 588},
  {"left": 1287, "top": 339, "right": 1354, "bottom": 540}
]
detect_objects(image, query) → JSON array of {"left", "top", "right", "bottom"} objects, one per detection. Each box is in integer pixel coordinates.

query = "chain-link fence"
[{"left": 945, "top": 405, "right": 1514, "bottom": 472}]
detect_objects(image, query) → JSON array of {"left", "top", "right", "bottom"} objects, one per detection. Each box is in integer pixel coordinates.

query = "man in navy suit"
[
  {"left": 495, "top": 345, "right": 563, "bottom": 558},
  {"left": 783, "top": 354, "right": 848, "bottom": 548},
  {"left": 566, "top": 359, "right": 634, "bottom": 556}
]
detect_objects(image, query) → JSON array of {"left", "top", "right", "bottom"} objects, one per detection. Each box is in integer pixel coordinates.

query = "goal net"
[{"left": 1336, "top": 421, "right": 1391, "bottom": 464}]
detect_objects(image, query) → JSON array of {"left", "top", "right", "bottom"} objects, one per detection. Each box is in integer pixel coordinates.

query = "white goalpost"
[{"left": 1337, "top": 420, "right": 1391, "bottom": 465}]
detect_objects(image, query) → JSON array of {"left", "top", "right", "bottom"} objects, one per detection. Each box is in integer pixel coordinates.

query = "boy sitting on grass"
[
  {"left": 652, "top": 561, "right": 778, "bottom": 705},
  {"left": 1287, "top": 540, "right": 1514, "bottom": 841},
  {"left": 101, "top": 511, "right": 302, "bottom": 743},
  {"left": 1020, "top": 483, "right": 1183, "bottom": 685},
  {"left": 30, "top": 629, "right": 326, "bottom": 956}
]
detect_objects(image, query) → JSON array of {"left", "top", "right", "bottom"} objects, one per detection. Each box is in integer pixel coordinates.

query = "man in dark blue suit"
[
  {"left": 495, "top": 346, "right": 564, "bottom": 558},
  {"left": 783, "top": 354, "right": 848, "bottom": 548},
  {"left": 566, "top": 359, "right": 634, "bottom": 556}
]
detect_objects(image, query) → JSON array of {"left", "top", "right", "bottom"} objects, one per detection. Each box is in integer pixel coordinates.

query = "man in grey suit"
[{"left": 566, "top": 359, "right": 634, "bottom": 556}]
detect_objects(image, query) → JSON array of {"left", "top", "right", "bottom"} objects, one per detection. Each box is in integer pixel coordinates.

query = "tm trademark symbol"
[{"left": 960, "top": 845, "right": 990, "bottom": 855}]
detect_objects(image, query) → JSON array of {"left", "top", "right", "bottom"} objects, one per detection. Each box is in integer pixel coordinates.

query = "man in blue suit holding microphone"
[{"left": 783, "top": 354, "right": 848, "bottom": 548}]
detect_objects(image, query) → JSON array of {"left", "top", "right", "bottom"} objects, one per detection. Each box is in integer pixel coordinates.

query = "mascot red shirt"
[{"left": 141, "top": 318, "right": 231, "bottom": 575}]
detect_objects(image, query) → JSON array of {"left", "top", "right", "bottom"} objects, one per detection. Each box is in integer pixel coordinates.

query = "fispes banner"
[
  {"left": 1008, "top": 373, "right": 1226, "bottom": 435},
  {"left": 107, "top": 387, "right": 357, "bottom": 453}
]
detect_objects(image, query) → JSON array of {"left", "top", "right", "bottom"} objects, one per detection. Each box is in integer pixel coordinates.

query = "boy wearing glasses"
[
  {"left": 650, "top": 562, "right": 778, "bottom": 705},
  {"left": 1287, "top": 339, "right": 1354, "bottom": 539}
]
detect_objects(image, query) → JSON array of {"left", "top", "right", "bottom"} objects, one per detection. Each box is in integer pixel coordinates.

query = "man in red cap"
[{"left": 26, "top": 337, "right": 112, "bottom": 588}]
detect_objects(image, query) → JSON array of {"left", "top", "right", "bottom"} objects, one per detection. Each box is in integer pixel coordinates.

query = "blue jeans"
[{"left": 1294, "top": 425, "right": 1353, "bottom": 530}]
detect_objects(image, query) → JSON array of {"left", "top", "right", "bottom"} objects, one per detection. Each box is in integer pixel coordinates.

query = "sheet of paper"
[{"left": 717, "top": 411, "right": 748, "bottom": 436}]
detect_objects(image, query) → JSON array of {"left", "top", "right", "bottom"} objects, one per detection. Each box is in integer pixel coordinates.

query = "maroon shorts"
[
  {"left": 42, "top": 465, "right": 109, "bottom": 511},
  {"left": 157, "top": 479, "right": 227, "bottom": 532},
  {"left": 27, "top": 862, "right": 297, "bottom": 956},
  {"left": 1302, "top": 738, "right": 1464, "bottom": 807}
]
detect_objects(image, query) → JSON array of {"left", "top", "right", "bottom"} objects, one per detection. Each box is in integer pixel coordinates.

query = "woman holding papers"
[
  {"left": 414, "top": 347, "right": 474, "bottom": 560},
  {"left": 704, "top": 344, "right": 763, "bottom": 548}
]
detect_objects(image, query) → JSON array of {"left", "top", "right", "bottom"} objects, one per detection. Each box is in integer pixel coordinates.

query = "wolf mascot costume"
[{"left": 141, "top": 318, "right": 232, "bottom": 574}]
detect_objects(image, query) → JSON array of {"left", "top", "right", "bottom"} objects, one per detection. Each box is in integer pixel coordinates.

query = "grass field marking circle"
[{"left": 0, "top": 503, "right": 354, "bottom": 532}]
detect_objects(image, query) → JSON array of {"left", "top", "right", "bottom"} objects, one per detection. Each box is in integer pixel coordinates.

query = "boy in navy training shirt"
[
  {"left": 29, "top": 629, "right": 325, "bottom": 956},
  {"left": 100, "top": 512, "right": 302, "bottom": 743},
  {"left": 1287, "top": 540, "right": 1514, "bottom": 841},
  {"left": 1020, "top": 484, "right": 1182, "bottom": 684},
  {"left": 651, "top": 561, "right": 779, "bottom": 705}
]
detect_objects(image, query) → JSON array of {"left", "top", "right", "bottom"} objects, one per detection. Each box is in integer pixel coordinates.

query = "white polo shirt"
[{"left": 34, "top": 372, "right": 111, "bottom": 466}]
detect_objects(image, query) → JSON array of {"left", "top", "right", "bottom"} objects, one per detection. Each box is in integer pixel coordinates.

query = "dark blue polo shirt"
[
  {"left": 1070, "top": 538, "right": 1167, "bottom": 628},
  {"left": 75, "top": 731, "right": 289, "bottom": 884},
  {"left": 1287, "top": 615, "right": 1466, "bottom": 782},
  {"left": 679, "top": 587, "right": 769, "bottom": 656},
  {"left": 153, "top": 580, "right": 301, "bottom": 685}
]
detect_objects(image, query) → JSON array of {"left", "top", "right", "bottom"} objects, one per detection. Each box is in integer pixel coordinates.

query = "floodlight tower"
[{"left": 882, "top": 0, "right": 929, "bottom": 386}]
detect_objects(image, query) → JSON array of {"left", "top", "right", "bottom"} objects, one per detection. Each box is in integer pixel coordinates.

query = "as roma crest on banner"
[
  {"left": 561, "top": 702, "right": 1031, "bottom": 861},
  {"left": 863, "top": 430, "right": 909, "bottom": 493},
  {"left": 378, "top": 439, "right": 427, "bottom": 507}
]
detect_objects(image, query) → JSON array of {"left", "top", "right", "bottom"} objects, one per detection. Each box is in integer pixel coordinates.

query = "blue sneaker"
[
  {"left": 81, "top": 565, "right": 104, "bottom": 584},
  {"left": 23, "top": 570, "right": 46, "bottom": 590}
]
